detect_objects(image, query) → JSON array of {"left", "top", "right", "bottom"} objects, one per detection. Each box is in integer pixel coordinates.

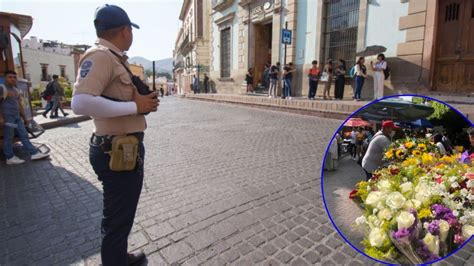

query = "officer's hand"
[{"left": 133, "top": 90, "right": 159, "bottom": 114}]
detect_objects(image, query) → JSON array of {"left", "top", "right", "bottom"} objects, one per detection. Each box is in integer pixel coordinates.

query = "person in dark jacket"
[{"left": 334, "top": 59, "right": 346, "bottom": 100}]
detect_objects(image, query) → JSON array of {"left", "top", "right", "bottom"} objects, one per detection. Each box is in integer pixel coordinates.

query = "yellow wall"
[{"left": 129, "top": 64, "right": 145, "bottom": 81}]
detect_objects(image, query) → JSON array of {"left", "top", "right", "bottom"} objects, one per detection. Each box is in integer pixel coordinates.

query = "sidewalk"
[
  {"left": 32, "top": 108, "right": 90, "bottom": 129},
  {"left": 185, "top": 93, "right": 367, "bottom": 120},
  {"left": 184, "top": 93, "right": 474, "bottom": 120}
]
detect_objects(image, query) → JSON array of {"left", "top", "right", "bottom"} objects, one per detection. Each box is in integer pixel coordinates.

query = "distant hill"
[{"left": 129, "top": 57, "right": 173, "bottom": 73}]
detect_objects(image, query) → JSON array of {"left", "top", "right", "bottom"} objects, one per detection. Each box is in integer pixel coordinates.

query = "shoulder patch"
[{"left": 80, "top": 60, "right": 93, "bottom": 78}]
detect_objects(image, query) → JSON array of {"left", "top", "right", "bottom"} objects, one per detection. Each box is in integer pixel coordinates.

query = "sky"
[{"left": 0, "top": 0, "right": 182, "bottom": 60}]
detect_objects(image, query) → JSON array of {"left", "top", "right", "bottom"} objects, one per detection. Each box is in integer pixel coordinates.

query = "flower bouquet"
[{"left": 351, "top": 138, "right": 474, "bottom": 263}]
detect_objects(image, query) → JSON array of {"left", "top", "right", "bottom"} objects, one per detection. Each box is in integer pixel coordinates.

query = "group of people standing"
[
  {"left": 41, "top": 74, "right": 69, "bottom": 118},
  {"left": 248, "top": 53, "right": 387, "bottom": 101},
  {"left": 259, "top": 62, "right": 296, "bottom": 99},
  {"left": 307, "top": 53, "right": 388, "bottom": 101}
]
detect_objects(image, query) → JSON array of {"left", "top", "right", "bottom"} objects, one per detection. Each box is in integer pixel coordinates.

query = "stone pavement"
[{"left": 0, "top": 96, "right": 472, "bottom": 265}]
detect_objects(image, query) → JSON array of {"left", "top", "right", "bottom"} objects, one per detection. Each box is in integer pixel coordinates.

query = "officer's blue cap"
[{"left": 94, "top": 4, "right": 139, "bottom": 31}]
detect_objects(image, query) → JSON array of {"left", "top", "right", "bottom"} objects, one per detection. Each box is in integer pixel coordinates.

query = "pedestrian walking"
[
  {"left": 41, "top": 79, "right": 56, "bottom": 117},
  {"left": 308, "top": 60, "right": 320, "bottom": 100},
  {"left": 334, "top": 59, "right": 346, "bottom": 100},
  {"left": 246, "top": 68, "right": 254, "bottom": 93},
  {"left": 160, "top": 85, "right": 164, "bottom": 98},
  {"left": 354, "top": 57, "right": 367, "bottom": 101},
  {"left": 203, "top": 73, "right": 209, "bottom": 93},
  {"left": 371, "top": 53, "right": 387, "bottom": 100},
  {"left": 71, "top": 4, "right": 159, "bottom": 265},
  {"left": 322, "top": 59, "right": 333, "bottom": 100},
  {"left": 282, "top": 62, "right": 295, "bottom": 100},
  {"left": 192, "top": 75, "right": 199, "bottom": 94},
  {"left": 350, "top": 128, "right": 357, "bottom": 160},
  {"left": 50, "top": 75, "right": 69, "bottom": 118},
  {"left": 362, "top": 120, "right": 399, "bottom": 180},
  {"left": 0, "top": 70, "right": 49, "bottom": 164},
  {"left": 268, "top": 62, "right": 280, "bottom": 98}
]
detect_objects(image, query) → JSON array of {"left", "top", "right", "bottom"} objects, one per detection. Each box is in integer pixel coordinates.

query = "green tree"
[{"left": 412, "top": 97, "right": 450, "bottom": 120}]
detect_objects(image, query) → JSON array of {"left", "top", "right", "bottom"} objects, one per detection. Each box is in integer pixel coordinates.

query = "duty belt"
[{"left": 90, "top": 132, "right": 144, "bottom": 151}]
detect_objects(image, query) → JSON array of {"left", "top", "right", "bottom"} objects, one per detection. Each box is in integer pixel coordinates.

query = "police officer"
[{"left": 71, "top": 4, "right": 158, "bottom": 266}]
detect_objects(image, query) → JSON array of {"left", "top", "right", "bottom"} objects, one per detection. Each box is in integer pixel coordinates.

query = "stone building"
[
  {"left": 206, "top": 0, "right": 473, "bottom": 98},
  {"left": 22, "top": 37, "right": 76, "bottom": 90},
  {"left": 174, "top": 0, "right": 212, "bottom": 95}
]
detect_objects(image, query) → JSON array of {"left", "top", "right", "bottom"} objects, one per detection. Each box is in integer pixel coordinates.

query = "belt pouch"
[{"left": 108, "top": 135, "right": 139, "bottom": 171}]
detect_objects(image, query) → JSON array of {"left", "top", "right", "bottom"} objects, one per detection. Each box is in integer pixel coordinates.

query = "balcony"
[
  {"left": 212, "top": 0, "right": 234, "bottom": 11},
  {"left": 180, "top": 34, "right": 193, "bottom": 55}
]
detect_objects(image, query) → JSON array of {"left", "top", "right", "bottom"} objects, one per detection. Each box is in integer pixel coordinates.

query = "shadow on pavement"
[
  {"left": 0, "top": 145, "right": 102, "bottom": 265},
  {"left": 323, "top": 154, "right": 366, "bottom": 251}
]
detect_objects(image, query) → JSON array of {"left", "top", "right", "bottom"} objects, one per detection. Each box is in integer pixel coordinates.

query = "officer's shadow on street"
[{"left": 0, "top": 145, "right": 105, "bottom": 265}]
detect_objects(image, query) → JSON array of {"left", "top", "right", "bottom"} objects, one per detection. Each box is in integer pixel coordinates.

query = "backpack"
[
  {"left": 349, "top": 66, "right": 356, "bottom": 78},
  {"left": 383, "top": 66, "right": 390, "bottom": 80},
  {"left": 41, "top": 81, "right": 55, "bottom": 100}
]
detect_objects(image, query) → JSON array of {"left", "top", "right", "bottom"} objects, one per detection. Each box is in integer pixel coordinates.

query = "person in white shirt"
[
  {"left": 370, "top": 53, "right": 387, "bottom": 100},
  {"left": 362, "top": 120, "right": 399, "bottom": 180},
  {"left": 350, "top": 128, "right": 357, "bottom": 160},
  {"left": 434, "top": 134, "right": 447, "bottom": 155}
]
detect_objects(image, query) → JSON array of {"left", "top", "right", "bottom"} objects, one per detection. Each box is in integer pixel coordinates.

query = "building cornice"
[
  {"left": 214, "top": 12, "right": 235, "bottom": 25},
  {"left": 179, "top": 0, "right": 192, "bottom": 21}
]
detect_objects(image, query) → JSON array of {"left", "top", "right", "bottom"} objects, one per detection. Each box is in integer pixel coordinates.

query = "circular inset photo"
[{"left": 322, "top": 95, "right": 473, "bottom": 264}]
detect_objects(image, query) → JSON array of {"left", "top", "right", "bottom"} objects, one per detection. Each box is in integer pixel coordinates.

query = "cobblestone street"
[{"left": 0, "top": 97, "right": 472, "bottom": 265}]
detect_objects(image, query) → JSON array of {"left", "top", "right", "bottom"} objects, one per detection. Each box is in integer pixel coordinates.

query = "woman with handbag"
[
  {"left": 354, "top": 57, "right": 367, "bottom": 101},
  {"left": 322, "top": 59, "right": 333, "bottom": 100}
]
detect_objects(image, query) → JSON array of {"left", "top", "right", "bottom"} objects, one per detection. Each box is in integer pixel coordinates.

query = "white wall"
[
  {"left": 22, "top": 48, "right": 76, "bottom": 90},
  {"left": 295, "top": 0, "right": 318, "bottom": 65},
  {"left": 365, "top": 1, "right": 409, "bottom": 57}
]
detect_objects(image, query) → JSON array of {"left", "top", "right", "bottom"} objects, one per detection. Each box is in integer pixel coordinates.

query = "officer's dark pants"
[{"left": 89, "top": 136, "right": 145, "bottom": 266}]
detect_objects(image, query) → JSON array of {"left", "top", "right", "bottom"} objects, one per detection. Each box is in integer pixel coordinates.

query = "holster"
[{"left": 108, "top": 135, "right": 139, "bottom": 171}]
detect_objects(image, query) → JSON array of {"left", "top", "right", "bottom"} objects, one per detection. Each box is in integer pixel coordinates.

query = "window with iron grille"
[
  {"left": 220, "top": 28, "right": 231, "bottom": 78},
  {"left": 322, "top": 0, "right": 360, "bottom": 70},
  {"left": 41, "top": 64, "right": 49, "bottom": 81}
]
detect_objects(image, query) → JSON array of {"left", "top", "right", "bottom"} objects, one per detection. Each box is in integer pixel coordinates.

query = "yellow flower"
[
  {"left": 385, "top": 149, "right": 394, "bottom": 159},
  {"left": 405, "top": 142, "right": 415, "bottom": 149},
  {"left": 412, "top": 150, "right": 422, "bottom": 156},
  {"left": 418, "top": 143, "right": 427, "bottom": 152},
  {"left": 418, "top": 208, "right": 433, "bottom": 220},
  {"left": 396, "top": 150, "right": 405, "bottom": 159},
  {"left": 440, "top": 155, "right": 455, "bottom": 164},
  {"left": 422, "top": 153, "right": 434, "bottom": 165},
  {"left": 455, "top": 146, "right": 464, "bottom": 153},
  {"left": 402, "top": 157, "right": 419, "bottom": 167}
]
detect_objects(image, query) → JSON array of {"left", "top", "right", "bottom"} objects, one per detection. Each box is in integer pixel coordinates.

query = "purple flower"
[
  {"left": 428, "top": 220, "right": 440, "bottom": 236},
  {"left": 431, "top": 204, "right": 458, "bottom": 225},
  {"left": 392, "top": 228, "right": 411, "bottom": 239},
  {"left": 431, "top": 204, "right": 451, "bottom": 217},
  {"left": 454, "top": 234, "right": 465, "bottom": 245},
  {"left": 416, "top": 240, "right": 440, "bottom": 262},
  {"left": 460, "top": 151, "right": 470, "bottom": 164}
]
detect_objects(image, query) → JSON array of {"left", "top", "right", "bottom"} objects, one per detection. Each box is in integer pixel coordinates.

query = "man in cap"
[
  {"left": 361, "top": 120, "right": 399, "bottom": 180},
  {"left": 71, "top": 4, "right": 158, "bottom": 265}
]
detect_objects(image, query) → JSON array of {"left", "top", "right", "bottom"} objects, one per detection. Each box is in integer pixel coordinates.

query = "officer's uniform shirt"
[{"left": 73, "top": 38, "right": 145, "bottom": 136}]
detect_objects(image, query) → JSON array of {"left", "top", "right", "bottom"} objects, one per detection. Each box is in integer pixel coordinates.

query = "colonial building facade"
[
  {"left": 178, "top": 0, "right": 473, "bottom": 98},
  {"left": 174, "top": 0, "right": 212, "bottom": 95}
]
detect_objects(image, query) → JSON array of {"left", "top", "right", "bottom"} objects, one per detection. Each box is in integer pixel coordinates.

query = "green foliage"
[
  {"left": 31, "top": 100, "right": 42, "bottom": 108},
  {"left": 31, "top": 87, "right": 41, "bottom": 101},
  {"left": 412, "top": 97, "right": 450, "bottom": 120}
]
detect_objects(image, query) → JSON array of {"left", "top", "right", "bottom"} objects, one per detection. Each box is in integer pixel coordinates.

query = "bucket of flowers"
[{"left": 349, "top": 138, "right": 473, "bottom": 263}]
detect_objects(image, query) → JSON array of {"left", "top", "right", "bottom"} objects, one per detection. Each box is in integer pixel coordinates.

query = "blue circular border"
[{"left": 320, "top": 94, "right": 474, "bottom": 265}]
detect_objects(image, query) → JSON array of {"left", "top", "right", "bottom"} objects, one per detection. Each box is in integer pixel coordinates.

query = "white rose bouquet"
[{"left": 350, "top": 138, "right": 473, "bottom": 263}]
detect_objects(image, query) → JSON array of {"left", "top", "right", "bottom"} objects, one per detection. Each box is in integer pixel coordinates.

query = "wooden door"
[{"left": 434, "top": 0, "right": 474, "bottom": 92}]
